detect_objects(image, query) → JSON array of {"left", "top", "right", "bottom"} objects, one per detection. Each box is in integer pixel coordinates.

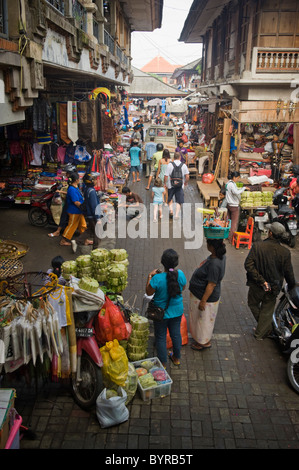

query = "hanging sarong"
[
  {"left": 67, "top": 101, "right": 79, "bottom": 145},
  {"left": 59, "top": 103, "right": 71, "bottom": 144}
]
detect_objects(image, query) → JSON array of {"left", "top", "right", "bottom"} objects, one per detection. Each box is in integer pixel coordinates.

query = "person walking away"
[
  {"left": 121, "top": 186, "right": 143, "bottom": 219},
  {"left": 129, "top": 140, "right": 141, "bottom": 183},
  {"left": 146, "top": 249, "right": 187, "bottom": 367},
  {"left": 60, "top": 172, "right": 87, "bottom": 246},
  {"left": 226, "top": 171, "right": 249, "bottom": 243},
  {"left": 146, "top": 143, "right": 164, "bottom": 190},
  {"left": 152, "top": 177, "right": 165, "bottom": 222},
  {"left": 244, "top": 221, "right": 296, "bottom": 340},
  {"left": 72, "top": 172, "right": 102, "bottom": 252},
  {"left": 189, "top": 239, "right": 226, "bottom": 350},
  {"left": 144, "top": 136, "right": 156, "bottom": 178},
  {"left": 164, "top": 151, "right": 189, "bottom": 219},
  {"left": 156, "top": 148, "right": 171, "bottom": 203}
]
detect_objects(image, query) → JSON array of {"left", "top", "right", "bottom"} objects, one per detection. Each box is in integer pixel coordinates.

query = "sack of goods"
[
  {"left": 96, "top": 386, "right": 129, "bottom": 428},
  {"left": 127, "top": 314, "right": 149, "bottom": 361}
]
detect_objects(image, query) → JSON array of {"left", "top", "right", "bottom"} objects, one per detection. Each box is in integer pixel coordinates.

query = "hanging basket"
[{"left": 0, "top": 239, "right": 29, "bottom": 260}]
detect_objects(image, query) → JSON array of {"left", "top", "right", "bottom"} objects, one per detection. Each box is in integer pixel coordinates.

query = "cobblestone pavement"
[{"left": 1, "top": 173, "right": 299, "bottom": 451}]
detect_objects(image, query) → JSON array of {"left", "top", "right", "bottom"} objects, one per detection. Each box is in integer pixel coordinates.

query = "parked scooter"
[
  {"left": 252, "top": 187, "right": 298, "bottom": 247},
  {"left": 272, "top": 284, "right": 299, "bottom": 393},
  {"left": 28, "top": 182, "right": 61, "bottom": 227},
  {"left": 71, "top": 309, "right": 103, "bottom": 409}
]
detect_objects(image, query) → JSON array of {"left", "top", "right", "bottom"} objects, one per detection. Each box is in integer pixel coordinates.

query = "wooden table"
[{"left": 197, "top": 181, "right": 220, "bottom": 208}]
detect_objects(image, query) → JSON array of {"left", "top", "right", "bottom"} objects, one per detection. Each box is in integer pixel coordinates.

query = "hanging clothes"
[
  {"left": 59, "top": 103, "right": 71, "bottom": 144},
  {"left": 78, "top": 101, "right": 98, "bottom": 144},
  {"left": 67, "top": 101, "right": 79, "bottom": 145},
  {"left": 47, "top": 285, "right": 72, "bottom": 328}
]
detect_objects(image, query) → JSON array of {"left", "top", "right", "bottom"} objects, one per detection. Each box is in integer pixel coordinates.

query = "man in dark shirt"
[
  {"left": 244, "top": 222, "right": 296, "bottom": 340},
  {"left": 121, "top": 186, "right": 144, "bottom": 219}
]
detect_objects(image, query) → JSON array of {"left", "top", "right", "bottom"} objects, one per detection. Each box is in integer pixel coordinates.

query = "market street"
[{"left": 1, "top": 174, "right": 299, "bottom": 450}]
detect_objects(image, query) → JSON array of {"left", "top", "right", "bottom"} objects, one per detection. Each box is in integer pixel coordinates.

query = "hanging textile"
[
  {"left": 78, "top": 101, "right": 98, "bottom": 144},
  {"left": 67, "top": 101, "right": 79, "bottom": 145},
  {"left": 59, "top": 103, "right": 71, "bottom": 144}
]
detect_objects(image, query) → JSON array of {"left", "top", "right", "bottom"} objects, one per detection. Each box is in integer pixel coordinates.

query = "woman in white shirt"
[{"left": 226, "top": 171, "right": 249, "bottom": 243}]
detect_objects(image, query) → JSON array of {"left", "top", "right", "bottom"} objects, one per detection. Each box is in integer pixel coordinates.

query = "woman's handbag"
[{"left": 146, "top": 298, "right": 169, "bottom": 322}]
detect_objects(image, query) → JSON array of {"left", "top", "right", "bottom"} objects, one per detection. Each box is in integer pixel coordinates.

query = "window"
[{"left": 0, "top": 0, "right": 8, "bottom": 38}]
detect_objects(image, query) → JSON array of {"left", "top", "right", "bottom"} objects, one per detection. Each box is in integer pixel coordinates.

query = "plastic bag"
[
  {"left": 202, "top": 173, "right": 214, "bottom": 184},
  {"left": 96, "top": 386, "right": 129, "bottom": 428},
  {"left": 100, "top": 339, "right": 128, "bottom": 387},
  {"left": 95, "top": 297, "right": 129, "bottom": 345},
  {"left": 167, "top": 314, "right": 188, "bottom": 349}
]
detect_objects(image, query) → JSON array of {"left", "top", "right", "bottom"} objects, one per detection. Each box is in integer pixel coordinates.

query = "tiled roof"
[{"left": 141, "top": 55, "right": 181, "bottom": 74}]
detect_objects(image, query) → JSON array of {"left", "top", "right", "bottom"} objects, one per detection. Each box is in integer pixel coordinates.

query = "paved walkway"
[{"left": 1, "top": 173, "right": 299, "bottom": 450}]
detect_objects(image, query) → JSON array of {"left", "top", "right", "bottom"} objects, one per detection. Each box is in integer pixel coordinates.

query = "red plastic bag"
[
  {"left": 202, "top": 173, "right": 214, "bottom": 184},
  {"left": 95, "top": 297, "right": 129, "bottom": 346},
  {"left": 166, "top": 314, "right": 188, "bottom": 349}
]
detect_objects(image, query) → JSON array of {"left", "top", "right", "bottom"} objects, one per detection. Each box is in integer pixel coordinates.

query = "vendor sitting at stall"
[{"left": 121, "top": 186, "right": 144, "bottom": 219}]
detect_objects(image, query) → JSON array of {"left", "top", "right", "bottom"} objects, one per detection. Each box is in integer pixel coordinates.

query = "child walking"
[{"left": 152, "top": 178, "right": 165, "bottom": 222}]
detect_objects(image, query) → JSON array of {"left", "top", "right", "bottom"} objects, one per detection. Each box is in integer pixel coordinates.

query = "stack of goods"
[
  {"left": 76, "top": 255, "right": 92, "bottom": 278},
  {"left": 241, "top": 190, "right": 273, "bottom": 208},
  {"left": 202, "top": 209, "right": 231, "bottom": 239},
  {"left": 109, "top": 249, "right": 129, "bottom": 267},
  {"left": 127, "top": 314, "right": 149, "bottom": 361},
  {"left": 91, "top": 248, "right": 110, "bottom": 283},
  {"left": 61, "top": 261, "right": 77, "bottom": 280},
  {"left": 78, "top": 276, "right": 99, "bottom": 293},
  {"left": 106, "top": 263, "right": 128, "bottom": 293}
]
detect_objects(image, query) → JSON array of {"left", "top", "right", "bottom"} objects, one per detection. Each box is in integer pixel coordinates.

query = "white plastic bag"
[{"left": 96, "top": 387, "right": 129, "bottom": 428}]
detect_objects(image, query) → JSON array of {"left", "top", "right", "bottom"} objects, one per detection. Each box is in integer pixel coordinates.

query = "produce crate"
[
  {"left": 132, "top": 357, "right": 173, "bottom": 401},
  {"left": 203, "top": 220, "right": 231, "bottom": 239}
]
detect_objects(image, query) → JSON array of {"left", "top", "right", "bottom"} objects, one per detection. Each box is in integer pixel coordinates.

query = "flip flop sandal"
[
  {"left": 168, "top": 352, "right": 180, "bottom": 365},
  {"left": 48, "top": 233, "right": 59, "bottom": 238},
  {"left": 60, "top": 241, "right": 71, "bottom": 246},
  {"left": 191, "top": 343, "right": 211, "bottom": 351}
]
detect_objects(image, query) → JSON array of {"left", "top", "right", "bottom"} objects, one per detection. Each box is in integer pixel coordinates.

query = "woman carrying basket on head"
[{"left": 189, "top": 238, "right": 226, "bottom": 350}]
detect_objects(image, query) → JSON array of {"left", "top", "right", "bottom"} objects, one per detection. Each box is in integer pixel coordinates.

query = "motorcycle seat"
[{"left": 278, "top": 205, "right": 294, "bottom": 215}]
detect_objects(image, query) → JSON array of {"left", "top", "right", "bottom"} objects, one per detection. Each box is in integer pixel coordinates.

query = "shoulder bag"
[{"left": 146, "top": 297, "right": 170, "bottom": 322}]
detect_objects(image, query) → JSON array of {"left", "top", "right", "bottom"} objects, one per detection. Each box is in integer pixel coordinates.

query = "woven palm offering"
[{"left": 0, "top": 239, "right": 29, "bottom": 260}]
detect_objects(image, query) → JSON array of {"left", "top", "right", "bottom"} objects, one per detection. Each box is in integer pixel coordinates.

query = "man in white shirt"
[{"left": 164, "top": 151, "right": 189, "bottom": 219}]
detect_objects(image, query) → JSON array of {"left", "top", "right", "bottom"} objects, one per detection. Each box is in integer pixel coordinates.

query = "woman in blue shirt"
[
  {"left": 146, "top": 249, "right": 187, "bottom": 366},
  {"left": 60, "top": 172, "right": 87, "bottom": 246}
]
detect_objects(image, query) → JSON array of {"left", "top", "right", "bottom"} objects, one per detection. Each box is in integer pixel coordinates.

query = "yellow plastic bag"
[{"left": 100, "top": 339, "right": 128, "bottom": 387}]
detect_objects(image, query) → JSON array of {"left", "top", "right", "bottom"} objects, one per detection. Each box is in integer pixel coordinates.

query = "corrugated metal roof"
[{"left": 126, "top": 66, "right": 188, "bottom": 97}]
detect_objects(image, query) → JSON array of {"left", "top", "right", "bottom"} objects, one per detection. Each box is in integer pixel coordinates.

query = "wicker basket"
[
  {"left": 0, "top": 259, "right": 23, "bottom": 279},
  {"left": 0, "top": 239, "right": 29, "bottom": 260}
]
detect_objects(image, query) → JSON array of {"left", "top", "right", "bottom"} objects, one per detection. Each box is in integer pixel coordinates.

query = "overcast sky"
[{"left": 131, "top": 0, "right": 202, "bottom": 70}]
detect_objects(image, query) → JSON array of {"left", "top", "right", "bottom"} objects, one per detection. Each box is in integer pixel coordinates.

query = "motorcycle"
[
  {"left": 251, "top": 187, "right": 298, "bottom": 247},
  {"left": 272, "top": 284, "right": 299, "bottom": 393},
  {"left": 28, "top": 182, "right": 61, "bottom": 227},
  {"left": 71, "top": 309, "right": 103, "bottom": 409}
]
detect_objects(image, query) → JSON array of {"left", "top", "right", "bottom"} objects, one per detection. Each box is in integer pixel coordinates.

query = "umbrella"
[{"left": 147, "top": 98, "right": 163, "bottom": 106}]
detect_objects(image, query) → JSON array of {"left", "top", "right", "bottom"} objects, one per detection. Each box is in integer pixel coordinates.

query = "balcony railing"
[
  {"left": 104, "top": 29, "right": 115, "bottom": 55},
  {"left": 72, "top": 0, "right": 87, "bottom": 32},
  {"left": 45, "top": 0, "right": 65, "bottom": 15},
  {"left": 256, "top": 48, "right": 299, "bottom": 73}
]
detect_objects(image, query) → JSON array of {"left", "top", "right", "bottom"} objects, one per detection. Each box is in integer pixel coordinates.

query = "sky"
[{"left": 131, "top": 0, "right": 202, "bottom": 70}]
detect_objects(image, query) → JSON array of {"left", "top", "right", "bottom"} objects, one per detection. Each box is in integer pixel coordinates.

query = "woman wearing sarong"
[{"left": 189, "top": 239, "right": 226, "bottom": 350}]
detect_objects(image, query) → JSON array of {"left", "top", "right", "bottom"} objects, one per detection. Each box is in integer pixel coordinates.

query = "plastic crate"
[
  {"left": 203, "top": 219, "right": 231, "bottom": 239},
  {"left": 132, "top": 357, "right": 173, "bottom": 401}
]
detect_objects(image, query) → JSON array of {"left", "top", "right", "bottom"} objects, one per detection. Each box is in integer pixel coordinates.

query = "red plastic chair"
[{"left": 232, "top": 216, "right": 254, "bottom": 249}]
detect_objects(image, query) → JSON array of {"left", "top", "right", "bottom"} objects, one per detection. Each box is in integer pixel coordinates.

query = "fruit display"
[{"left": 241, "top": 190, "right": 273, "bottom": 208}]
